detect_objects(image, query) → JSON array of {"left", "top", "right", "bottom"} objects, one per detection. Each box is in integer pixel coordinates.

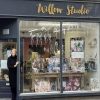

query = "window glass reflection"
[
  {"left": 20, "top": 21, "right": 100, "bottom": 93},
  {"left": 20, "top": 21, "right": 60, "bottom": 93},
  {"left": 62, "top": 22, "right": 100, "bottom": 91}
]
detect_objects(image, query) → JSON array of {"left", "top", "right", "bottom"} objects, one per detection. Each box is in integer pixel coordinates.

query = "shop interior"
[
  {"left": 0, "top": 41, "right": 16, "bottom": 81},
  {"left": 19, "top": 21, "right": 100, "bottom": 93}
]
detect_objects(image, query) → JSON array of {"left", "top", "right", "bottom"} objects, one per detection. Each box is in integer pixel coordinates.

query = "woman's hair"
[
  {"left": 12, "top": 48, "right": 16, "bottom": 51},
  {"left": 11, "top": 48, "right": 17, "bottom": 54}
]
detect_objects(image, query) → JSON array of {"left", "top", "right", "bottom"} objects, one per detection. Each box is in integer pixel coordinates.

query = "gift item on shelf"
[
  {"left": 90, "top": 78, "right": 100, "bottom": 91},
  {"left": 62, "top": 58, "right": 70, "bottom": 72},
  {"left": 48, "top": 57, "right": 71, "bottom": 73},
  {"left": 50, "top": 79, "right": 57, "bottom": 91},
  {"left": 47, "top": 57, "right": 60, "bottom": 73},
  {"left": 29, "top": 33, "right": 51, "bottom": 56},
  {"left": 32, "top": 55, "right": 48, "bottom": 73},
  {"left": 29, "top": 45, "right": 44, "bottom": 55},
  {"left": 54, "top": 41, "right": 59, "bottom": 53},
  {"left": 70, "top": 58, "right": 85, "bottom": 72},
  {"left": 88, "top": 38, "right": 97, "bottom": 48},
  {"left": 31, "top": 52, "right": 39, "bottom": 60},
  {"left": 50, "top": 38, "right": 60, "bottom": 55},
  {"left": 30, "top": 30, "right": 52, "bottom": 46},
  {"left": 44, "top": 45, "right": 50, "bottom": 53},
  {"left": 85, "top": 58, "right": 97, "bottom": 72},
  {"left": 34, "top": 79, "right": 51, "bottom": 92},
  {"left": 63, "top": 77, "right": 80, "bottom": 91}
]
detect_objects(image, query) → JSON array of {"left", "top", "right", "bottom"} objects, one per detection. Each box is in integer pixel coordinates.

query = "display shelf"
[
  {"left": 31, "top": 72, "right": 85, "bottom": 92},
  {"left": 32, "top": 72, "right": 58, "bottom": 78},
  {"left": 24, "top": 68, "right": 85, "bottom": 92},
  {"left": 32, "top": 72, "right": 84, "bottom": 78},
  {"left": 25, "top": 72, "right": 84, "bottom": 80}
]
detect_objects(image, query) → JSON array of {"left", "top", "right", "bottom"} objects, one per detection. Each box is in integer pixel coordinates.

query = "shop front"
[{"left": 0, "top": 0, "right": 100, "bottom": 100}]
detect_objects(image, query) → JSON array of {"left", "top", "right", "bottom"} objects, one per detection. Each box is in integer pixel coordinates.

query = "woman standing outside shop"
[{"left": 7, "top": 48, "right": 19, "bottom": 100}]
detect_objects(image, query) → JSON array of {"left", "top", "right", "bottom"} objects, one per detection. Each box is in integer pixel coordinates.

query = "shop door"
[{"left": 0, "top": 40, "right": 16, "bottom": 97}]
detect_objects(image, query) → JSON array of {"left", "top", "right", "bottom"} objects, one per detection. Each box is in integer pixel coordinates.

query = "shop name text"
[{"left": 37, "top": 3, "right": 90, "bottom": 16}]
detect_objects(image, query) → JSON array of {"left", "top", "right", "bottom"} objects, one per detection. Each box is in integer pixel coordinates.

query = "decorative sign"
[
  {"left": 33, "top": 2, "right": 97, "bottom": 18},
  {"left": 0, "top": 0, "right": 100, "bottom": 18},
  {"left": 37, "top": 3, "right": 90, "bottom": 16}
]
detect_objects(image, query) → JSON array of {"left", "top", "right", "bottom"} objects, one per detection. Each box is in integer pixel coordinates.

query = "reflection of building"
[{"left": 0, "top": 0, "right": 100, "bottom": 100}]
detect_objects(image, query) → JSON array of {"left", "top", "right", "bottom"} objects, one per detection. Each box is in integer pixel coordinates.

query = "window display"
[
  {"left": 20, "top": 21, "right": 61, "bottom": 93},
  {"left": 63, "top": 22, "right": 99, "bottom": 91},
  {"left": 20, "top": 21, "right": 100, "bottom": 94}
]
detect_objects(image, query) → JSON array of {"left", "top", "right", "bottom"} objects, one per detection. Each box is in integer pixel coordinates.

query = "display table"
[{"left": 31, "top": 72, "right": 85, "bottom": 92}]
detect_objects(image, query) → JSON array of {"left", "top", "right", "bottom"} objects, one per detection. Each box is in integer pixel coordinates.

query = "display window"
[
  {"left": 20, "top": 21, "right": 60, "bottom": 93},
  {"left": 62, "top": 22, "right": 100, "bottom": 92},
  {"left": 19, "top": 21, "right": 100, "bottom": 94}
]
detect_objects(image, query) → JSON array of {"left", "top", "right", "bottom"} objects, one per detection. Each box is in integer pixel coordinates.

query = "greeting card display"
[
  {"left": 70, "top": 58, "right": 85, "bottom": 72},
  {"left": 34, "top": 78, "right": 57, "bottom": 92},
  {"left": 47, "top": 57, "right": 60, "bottom": 73},
  {"left": 34, "top": 79, "right": 51, "bottom": 92},
  {"left": 63, "top": 77, "right": 80, "bottom": 91}
]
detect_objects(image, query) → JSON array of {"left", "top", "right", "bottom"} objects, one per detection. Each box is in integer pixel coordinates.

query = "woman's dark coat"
[{"left": 7, "top": 55, "right": 17, "bottom": 95}]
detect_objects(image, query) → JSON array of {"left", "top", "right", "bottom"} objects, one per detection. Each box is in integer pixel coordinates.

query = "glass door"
[{"left": 0, "top": 40, "right": 16, "bottom": 84}]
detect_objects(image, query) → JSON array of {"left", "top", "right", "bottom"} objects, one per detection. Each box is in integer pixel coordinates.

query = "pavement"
[
  {"left": 0, "top": 98, "right": 11, "bottom": 100},
  {"left": 0, "top": 97, "right": 100, "bottom": 100}
]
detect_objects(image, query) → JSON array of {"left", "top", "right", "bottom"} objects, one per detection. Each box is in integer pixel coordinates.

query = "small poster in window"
[
  {"left": 71, "top": 38, "right": 84, "bottom": 58},
  {"left": 0, "top": 60, "right": 7, "bottom": 69}
]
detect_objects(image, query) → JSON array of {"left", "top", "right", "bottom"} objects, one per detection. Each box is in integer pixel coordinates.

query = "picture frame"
[{"left": 70, "top": 37, "right": 85, "bottom": 58}]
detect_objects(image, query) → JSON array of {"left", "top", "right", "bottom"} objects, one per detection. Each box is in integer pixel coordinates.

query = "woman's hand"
[{"left": 14, "top": 61, "right": 19, "bottom": 67}]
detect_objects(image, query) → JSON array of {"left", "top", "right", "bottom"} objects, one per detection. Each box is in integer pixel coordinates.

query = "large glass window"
[
  {"left": 20, "top": 21, "right": 100, "bottom": 94},
  {"left": 20, "top": 21, "right": 60, "bottom": 93},
  {"left": 62, "top": 22, "right": 100, "bottom": 92}
]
